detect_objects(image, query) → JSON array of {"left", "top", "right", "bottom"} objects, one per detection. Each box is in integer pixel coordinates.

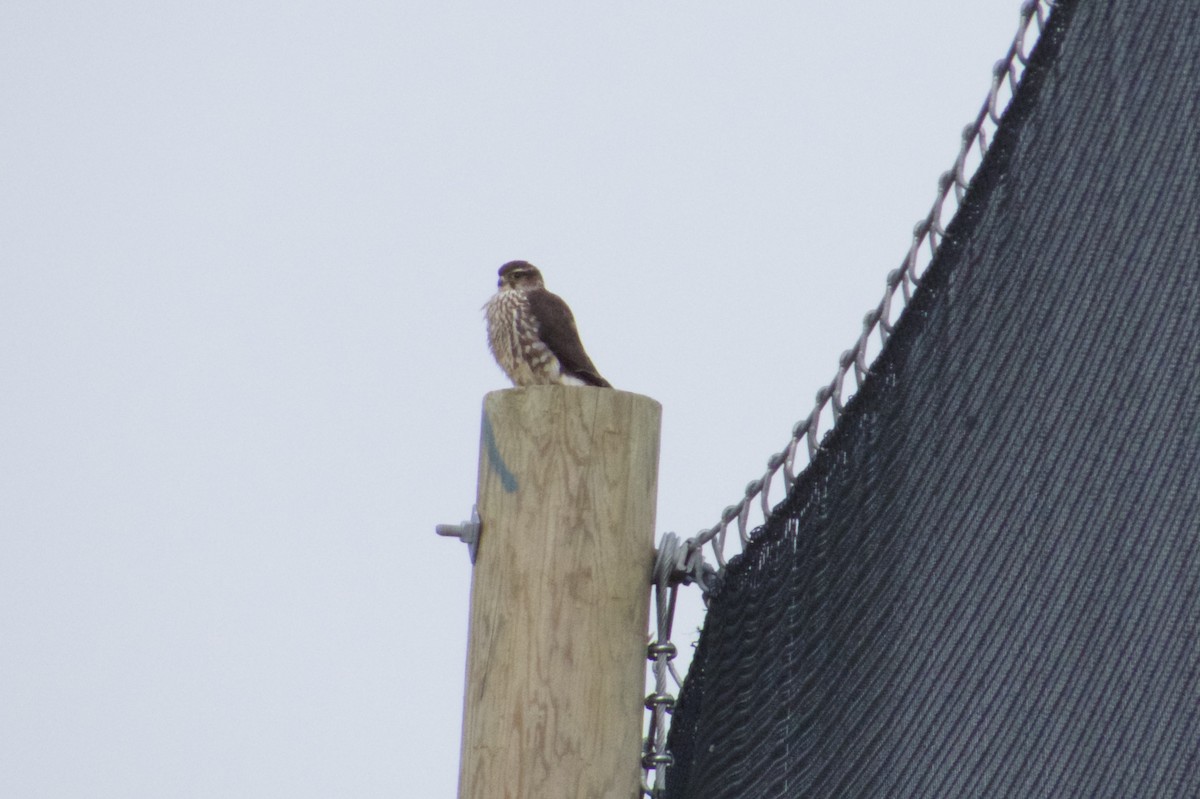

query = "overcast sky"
[{"left": 2, "top": 1, "right": 1028, "bottom": 795}]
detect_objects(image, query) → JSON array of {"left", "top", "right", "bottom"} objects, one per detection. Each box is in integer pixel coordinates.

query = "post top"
[{"left": 483, "top": 385, "right": 661, "bottom": 412}]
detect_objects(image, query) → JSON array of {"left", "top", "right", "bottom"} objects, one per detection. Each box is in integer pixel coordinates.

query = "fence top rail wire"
[
  {"left": 678, "top": 0, "right": 1053, "bottom": 597},
  {"left": 643, "top": 2, "right": 1056, "bottom": 795}
]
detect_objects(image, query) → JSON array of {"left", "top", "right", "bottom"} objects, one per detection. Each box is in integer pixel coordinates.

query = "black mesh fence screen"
[{"left": 664, "top": 1, "right": 1199, "bottom": 796}]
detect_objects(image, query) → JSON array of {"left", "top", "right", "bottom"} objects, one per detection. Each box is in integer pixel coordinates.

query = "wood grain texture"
[{"left": 458, "top": 387, "right": 661, "bottom": 799}]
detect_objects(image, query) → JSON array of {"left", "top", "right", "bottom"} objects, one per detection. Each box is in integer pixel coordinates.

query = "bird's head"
[{"left": 497, "top": 260, "right": 545, "bottom": 291}]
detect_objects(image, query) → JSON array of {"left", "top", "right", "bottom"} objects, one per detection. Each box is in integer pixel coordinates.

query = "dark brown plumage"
[{"left": 485, "top": 261, "right": 611, "bottom": 388}]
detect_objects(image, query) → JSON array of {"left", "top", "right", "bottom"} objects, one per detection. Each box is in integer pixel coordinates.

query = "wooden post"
[{"left": 458, "top": 386, "right": 661, "bottom": 799}]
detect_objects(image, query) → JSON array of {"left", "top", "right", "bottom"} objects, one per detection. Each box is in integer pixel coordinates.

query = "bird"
[{"left": 485, "top": 260, "right": 611, "bottom": 388}]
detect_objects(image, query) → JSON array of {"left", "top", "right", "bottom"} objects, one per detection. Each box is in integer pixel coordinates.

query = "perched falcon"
[{"left": 485, "top": 261, "right": 611, "bottom": 388}]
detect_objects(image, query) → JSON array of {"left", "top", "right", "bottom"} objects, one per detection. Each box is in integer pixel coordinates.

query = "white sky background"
[{"left": 1, "top": 1, "right": 1026, "bottom": 795}]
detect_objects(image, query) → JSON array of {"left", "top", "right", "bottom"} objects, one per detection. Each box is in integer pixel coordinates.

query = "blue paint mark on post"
[{"left": 482, "top": 413, "right": 518, "bottom": 493}]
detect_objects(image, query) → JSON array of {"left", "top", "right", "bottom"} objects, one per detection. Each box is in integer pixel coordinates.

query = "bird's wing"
[{"left": 527, "top": 289, "right": 611, "bottom": 387}]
